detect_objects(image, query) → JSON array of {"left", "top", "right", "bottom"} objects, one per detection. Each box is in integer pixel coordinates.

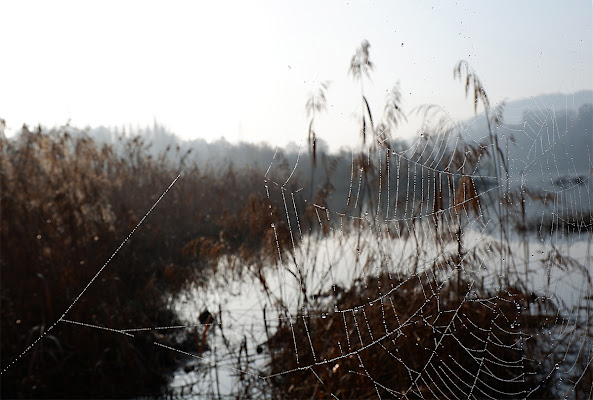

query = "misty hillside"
[
  {"left": 5, "top": 90, "right": 590, "bottom": 215},
  {"left": 457, "top": 90, "right": 592, "bottom": 174},
  {"left": 51, "top": 90, "right": 590, "bottom": 173}
]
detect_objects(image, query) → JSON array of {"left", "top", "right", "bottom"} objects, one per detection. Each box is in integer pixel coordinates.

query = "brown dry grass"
[
  {"left": 0, "top": 126, "right": 297, "bottom": 398},
  {"left": 264, "top": 273, "right": 558, "bottom": 399}
]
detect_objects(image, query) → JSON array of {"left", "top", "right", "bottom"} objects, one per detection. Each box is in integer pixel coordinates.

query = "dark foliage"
[{"left": 0, "top": 126, "right": 296, "bottom": 398}]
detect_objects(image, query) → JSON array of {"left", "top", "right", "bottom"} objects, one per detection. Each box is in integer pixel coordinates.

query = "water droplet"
[{"left": 401, "top": 43, "right": 404, "bottom": 47}]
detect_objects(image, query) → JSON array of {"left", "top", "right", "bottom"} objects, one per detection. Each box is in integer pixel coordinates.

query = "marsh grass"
[
  {"left": 0, "top": 126, "right": 297, "bottom": 398},
  {"left": 265, "top": 275, "right": 558, "bottom": 399}
]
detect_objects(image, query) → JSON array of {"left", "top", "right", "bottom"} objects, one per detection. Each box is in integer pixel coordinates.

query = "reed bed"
[{"left": 0, "top": 126, "right": 296, "bottom": 398}]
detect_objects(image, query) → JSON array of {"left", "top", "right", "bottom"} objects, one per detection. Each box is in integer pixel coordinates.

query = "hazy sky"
[{"left": 1, "top": 0, "right": 591, "bottom": 151}]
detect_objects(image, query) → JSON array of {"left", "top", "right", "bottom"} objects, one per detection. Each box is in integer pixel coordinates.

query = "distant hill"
[
  {"left": 457, "top": 90, "right": 592, "bottom": 175},
  {"left": 459, "top": 90, "right": 591, "bottom": 136},
  {"left": 4, "top": 91, "right": 590, "bottom": 222},
  {"left": 55, "top": 91, "right": 586, "bottom": 175},
  {"left": 7, "top": 90, "right": 590, "bottom": 202},
  {"left": 495, "top": 90, "right": 593, "bottom": 124}
]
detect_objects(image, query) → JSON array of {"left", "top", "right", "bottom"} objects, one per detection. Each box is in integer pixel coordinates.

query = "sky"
[{"left": 1, "top": 0, "right": 591, "bottom": 151}]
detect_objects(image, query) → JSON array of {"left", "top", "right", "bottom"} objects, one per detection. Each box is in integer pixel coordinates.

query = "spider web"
[
  {"left": 2, "top": 98, "right": 591, "bottom": 399},
  {"left": 163, "top": 95, "right": 592, "bottom": 398}
]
